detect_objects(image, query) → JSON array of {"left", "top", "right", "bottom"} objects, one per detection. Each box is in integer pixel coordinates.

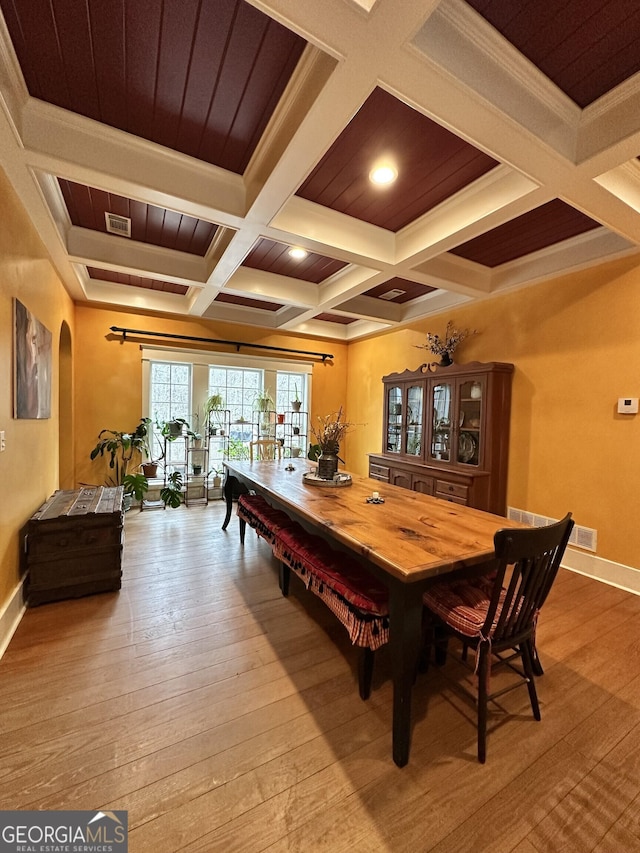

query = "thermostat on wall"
[{"left": 617, "top": 397, "right": 639, "bottom": 414}]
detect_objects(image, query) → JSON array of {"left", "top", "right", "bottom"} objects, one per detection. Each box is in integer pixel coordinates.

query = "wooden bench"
[{"left": 236, "top": 493, "right": 389, "bottom": 698}]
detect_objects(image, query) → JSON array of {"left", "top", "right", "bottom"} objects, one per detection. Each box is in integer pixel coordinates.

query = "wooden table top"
[{"left": 225, "top": 460, "right": 521, "bottom": 583}]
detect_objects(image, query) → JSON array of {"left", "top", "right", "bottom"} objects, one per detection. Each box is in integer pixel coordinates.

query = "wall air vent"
[
  {"left": 379, "top": 289, "right": 406, "bottom": 301},
  {"left": 507, "top": 507, "right": 597, "bottom": 553},
  {"left": 105, "top": 212, "right": 131, "bottom": 238}
]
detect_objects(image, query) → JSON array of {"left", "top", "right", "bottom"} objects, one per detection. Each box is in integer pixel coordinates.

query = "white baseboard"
[
  {"left": 563, "top": 546, "right": 640, "bottom": 596},
  {"left": 0, "top": 576, "right": 27, "bottom": 660}
]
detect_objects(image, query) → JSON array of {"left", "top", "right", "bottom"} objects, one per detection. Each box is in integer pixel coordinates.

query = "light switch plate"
[
  {"left": 617, "top": 397, "right": 639, "bottom": 414},
  {"left": 0, "top": 431, "right": 5, "bottom": 451}
]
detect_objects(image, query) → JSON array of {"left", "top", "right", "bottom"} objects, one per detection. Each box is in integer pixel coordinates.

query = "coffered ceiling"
[{"left": 1, "top": 0, "right": 640, "bottom": 341}]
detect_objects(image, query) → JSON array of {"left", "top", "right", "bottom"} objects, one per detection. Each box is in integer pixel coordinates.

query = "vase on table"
[{"left": 317, "top": 443, "right": 339, "bottom": 480}]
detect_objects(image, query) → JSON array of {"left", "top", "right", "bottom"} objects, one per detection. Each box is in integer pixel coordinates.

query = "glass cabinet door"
[
  {"left": 457, "top": 378, "right": 483, "bottom": 466},
  {"left": 386, "top": 385, "right": 402, "bottom": 453},
  {"left": 405, "top": 384, "right": 423, "bottom": 456},
  {"left": 430, "top": 381, "right": 452, "bottom": 462}
]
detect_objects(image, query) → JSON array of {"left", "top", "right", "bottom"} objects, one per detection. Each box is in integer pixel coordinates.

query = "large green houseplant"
[{"left": 90, "top": 417, "right": 183, "bottom": 510}]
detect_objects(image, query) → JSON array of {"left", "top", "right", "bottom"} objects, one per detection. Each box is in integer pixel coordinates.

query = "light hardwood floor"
[{"left": 2, "top": 502, "right": 640, "bottom": 852}]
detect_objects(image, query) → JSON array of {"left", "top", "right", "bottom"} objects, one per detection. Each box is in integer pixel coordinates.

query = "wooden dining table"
[{"left": 222, "top": 459, "right": 521, "bottom": 766}]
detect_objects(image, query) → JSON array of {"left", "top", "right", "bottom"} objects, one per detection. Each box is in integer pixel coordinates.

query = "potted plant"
[
  {"left": 90, "top": 417, "right": 153, "bottom": 508},
  {"left": 204, "top": 393, "right": 225, "bottom": 435},
  {"left": 160, "top": 471, "right": 184, "bottom": 508},
  {"left": 122, "top": 472, "right": 149, "bottom": 503},
  {"left": 190, "top": 409, "right": 205, "bottom": 448},
  {"left": 90, "top": 418, "right": 185, "bottom": 510},
  {"left": 416, "top": 319, "right": 477, "bottom": 366},
  {"left": 254, "top": 389, "right": 274, "bottom": 413},
  {"left": 158, "top": 417, "right": 190, "bottom": 439},
  {"left": 138, "top": 419, "right": 164, "bottom": 477},
  {"left": 211, "top": 466, "right": 223, "bottom": 489},
  {"left": 291, "top": 384, "right": 302, "bottom": 412},
  {"left": 310, "top": 406, "right": 354, "bottom": 479}
]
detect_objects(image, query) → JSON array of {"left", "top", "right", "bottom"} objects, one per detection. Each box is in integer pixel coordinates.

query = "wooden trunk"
[{"left": 25, "top": 486, "right": 124, "bottom": 606}]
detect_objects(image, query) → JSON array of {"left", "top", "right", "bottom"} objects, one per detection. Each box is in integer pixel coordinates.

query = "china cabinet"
[{"left": 369, "top": 361, "right": 513, "bottom": 515}]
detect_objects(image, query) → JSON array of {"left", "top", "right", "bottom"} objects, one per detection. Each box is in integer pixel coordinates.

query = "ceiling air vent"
[
  {"left": 379, "top": 289, "right": 406, "bottom": 301},
  {"left": 105, "top": 212, "right": 131, "bottom": 238}
]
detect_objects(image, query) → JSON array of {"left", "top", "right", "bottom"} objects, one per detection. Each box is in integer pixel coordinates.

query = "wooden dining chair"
[
  {"left": 422, "top": 513, "right": 574, "bottom": 763},
  {"left": 249, "top": 439, "right": 282, "bottom": 461}
]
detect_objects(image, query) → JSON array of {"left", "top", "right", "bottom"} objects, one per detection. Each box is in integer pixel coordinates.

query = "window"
[
  {"left": 208, "top": 366, "right": 262, "bottom": 425},
  {"left": 150, "top": 362, "right": 191, "bottom": 465},
  {"left": 144, "top": 350, "right": 311, "bottom": 470},
  {"left": 208, "top": 365, "right": 262, "bottom": 463}
]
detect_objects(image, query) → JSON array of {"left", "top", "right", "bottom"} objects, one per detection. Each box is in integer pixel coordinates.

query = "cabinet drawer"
[
  {"left": 436, "top": 480, "right": 469, "bottom": 501},
  {"left": 369, "top": 463, "right": 390, "bottom": 481}
]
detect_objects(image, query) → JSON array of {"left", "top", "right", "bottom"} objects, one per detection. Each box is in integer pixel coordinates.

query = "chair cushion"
[{"left": 423, "top": 574, "right": 505, "bottom": 639}]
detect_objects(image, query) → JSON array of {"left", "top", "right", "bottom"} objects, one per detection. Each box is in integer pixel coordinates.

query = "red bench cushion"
[
  {"left": 237, "top": 494, "right": 296, "bottom": 543},
  {"left": 274, "top": 525, "right": 389, "bottom": 650}
]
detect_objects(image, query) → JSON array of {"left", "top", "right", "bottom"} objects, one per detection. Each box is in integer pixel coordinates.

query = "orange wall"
[
  {"left": 0, "top": 168, "right": 75, "bottom": 609},
  {"left": 3, "top": 148, "right": 640, "bottom": 625},
  {"left": 73, "top": 304, "right": 349, "bottom": 487},
  {"left": 347, "top": 255, "right": 640, "bottom": 569}
]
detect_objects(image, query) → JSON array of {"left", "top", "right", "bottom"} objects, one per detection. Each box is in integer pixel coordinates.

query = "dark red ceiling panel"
[
  {"left": 1, "top": 0, "right": 306, "bottom": 174},
  {"left": 214, "top": 292, "right": 282, "bottom": 311},
  {"left": 363, "top": 278, "right": 436, "bottom": 304},
  {"left": 297, "top": 88, "right": 498, "bottom": 232},
  {"left": 465, "top": 0, "right": 640, "bottom": 108},
  {"left": 449, "top": 199, "right": 601, "bottom": 267},
  {"left": 87, "top": 267, "right": 188, "bottom": 295},
  {"left": 315, "top": 313, "right": 357, "bottom": 324},
  {"left": 242, "top": 238, "right": 348, "bottom": 283},
  {"left": 60, "top": 179, "right": 218, "bottom": 255}
]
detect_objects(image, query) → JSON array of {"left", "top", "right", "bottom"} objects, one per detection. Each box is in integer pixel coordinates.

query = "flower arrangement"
[
  {"left": 310, "top": 406, "right": 353, "bottom": 451},
  {"left": 417, "top": 320, "right": 477, "bottom": 365}
]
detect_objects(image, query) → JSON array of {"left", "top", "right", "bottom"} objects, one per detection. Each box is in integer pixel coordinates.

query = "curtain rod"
[{"left": 109, "top": 326, "right": 334, "bottom": 361}]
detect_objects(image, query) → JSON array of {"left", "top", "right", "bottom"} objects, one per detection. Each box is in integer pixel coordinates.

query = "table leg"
[
  {"left": 221, "top": 474, "right": 238, "bottom": 530},
  {"left": 388, "top": 582, "right": 424, "bottom": 767}
]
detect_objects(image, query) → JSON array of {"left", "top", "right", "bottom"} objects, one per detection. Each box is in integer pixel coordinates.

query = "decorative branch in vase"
[
  {"left": 416, "top": 320, "right": 477, "bottom": 366},
  {"left": 310, "top": 407, "right": 354, "bottom": 479}
]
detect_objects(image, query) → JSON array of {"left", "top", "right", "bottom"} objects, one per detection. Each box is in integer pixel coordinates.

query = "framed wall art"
[{"left": 13, "top": 298, "right": 52, "bottom": 419}]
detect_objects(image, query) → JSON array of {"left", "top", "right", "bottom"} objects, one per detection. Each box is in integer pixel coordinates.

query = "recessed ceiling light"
[
  {"left": 288, "top": 247, "right": 308, "bottom": 260},
  {"left": 369, "top": 164, "right": 398, "bottom": 186}
]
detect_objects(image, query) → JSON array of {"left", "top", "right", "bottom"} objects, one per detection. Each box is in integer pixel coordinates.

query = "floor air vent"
[{"left": 105, "top": 212, "right": 131, "bottom": 237}]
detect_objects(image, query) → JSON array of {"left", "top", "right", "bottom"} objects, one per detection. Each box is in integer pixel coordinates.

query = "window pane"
[
  {"left": 150, "top": 361, "right": 192, "bottom": 467},
  {"left": 207, "top": 366, "right": 263, "bottom": 460},
  {"left": 276, "top": 371, "right": 307, "bottom": 412}
]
